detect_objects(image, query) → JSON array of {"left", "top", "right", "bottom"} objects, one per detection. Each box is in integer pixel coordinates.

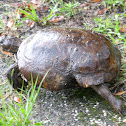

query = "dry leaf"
[
  {"left": 115, "top": 41, "right": 119, "bottom": 44},
  {"left": 53, "top": 16, "right": 64, "bottom": 23},
  {"left": 43, "top": 6, "right": 50, "bottom": 11},
  {"left": 120, "top": 25, "right": 126, "bottom": 32},
  {"left": 31, "top": 0, "right": 40, "bottom": 9},
  {"left": 16, "top": 12, "right": 21, "bottom": 19},
  {"left": 29, "top": 21, "right": 35, "bottom": 27},
  {"left": 79, "top": 3, "right": 90, "bottom": 7},
  {"left": 13, "top": 96, "right": 21, "bottom": 103},
  {"left": 22, "top": 2, "right": 27, "bottom": 6},
  {"left": 1, "top": 50, "right": 13, "bottom": 55},
  {"left": 31, "top": 0, "right": 39, "bottom": 5},
  {"left": 31, "top": 4, "right": 38, "bottom": 9},
  {"left": 15, "top": 9, "right": 21, "bottom": 19},
  {"left": 114, "top": 91, "right": 126, "bottom": 96},
  {"left": 11, "top": 3, "right": 23, "bottom": 8},
  {"left": 24, "top": 19, "right": 29, "bottom": 24},
  {"left": 97, "top": 7, "right": 110, "bottom": 15},
  {"left": 89, "top": 0, "right": 102, "bottom": 2},
  {"left": 6, "top": 20, "right": 14, "bottom": 28}
]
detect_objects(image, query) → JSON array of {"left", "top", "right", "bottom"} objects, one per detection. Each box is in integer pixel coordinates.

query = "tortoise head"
[{"left": 0, "top": 35, "right": 22, "bottom": 53}]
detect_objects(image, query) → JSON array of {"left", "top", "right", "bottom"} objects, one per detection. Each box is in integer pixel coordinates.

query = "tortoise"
[{"left": 0, "top": 27, "right": 125, "bottom": 115}]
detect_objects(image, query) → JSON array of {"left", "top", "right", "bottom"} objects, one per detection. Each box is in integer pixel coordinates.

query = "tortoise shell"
[{"left": 17, "top": 27, "right": 121, "bottom": 90}]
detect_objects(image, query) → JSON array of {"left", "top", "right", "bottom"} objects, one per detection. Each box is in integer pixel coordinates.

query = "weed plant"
[
  {"left": 93, "top": 15, "right": 126, "bottom": 51},
  {"left": 17, "top": 5, "right": 39, "bottom": 27},
  {"left": 102, "top": 0, "right": 126, "bottom": 11},
  {"left": 0, "top": 71, "right": 49, "bottom": 126},
  {"left": 59, "top": 1, "right": 80, "bottom": 17},
  {"left": 17, "top": 0, "right": 80, "bottom": 26}
]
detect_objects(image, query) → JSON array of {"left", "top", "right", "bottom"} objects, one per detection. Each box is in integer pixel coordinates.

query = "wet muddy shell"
[{"left": 17, "top": 27, "right": 121, "bottom": 90}]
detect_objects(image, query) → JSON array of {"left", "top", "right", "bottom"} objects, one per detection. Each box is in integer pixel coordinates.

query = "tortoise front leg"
[
  {"left": 91, "top": 84, "right": 124, "bottom": 115},
  {"left": 6, "top": 63, "right": 28, "bottom": 91}
]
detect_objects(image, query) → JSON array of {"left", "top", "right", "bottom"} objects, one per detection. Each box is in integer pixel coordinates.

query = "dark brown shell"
[{"left": 17, "top": 27, "right": 121, "bottom": 90}]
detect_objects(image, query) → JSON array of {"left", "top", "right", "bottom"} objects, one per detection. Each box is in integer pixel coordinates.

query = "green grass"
[
  {"left": 0, "top": 1, "right": 81, "bottom": 29},
  {"left": 93, "top": 14, "right": 126, "bottom": 51},
  {"left": 17, "top": 2, "right": 60, "bottom": 26},
  {"left": 93, "top": 0, "right": 126, "bottom": 49},
  {"left": 39, "top": 0, "right": 61, "bottom": 25},
  {"left": 59, "top": 1, "right": 80, "bottom": 17},
  {"left": 16, "top": 5, "right": 39, "bottom": 27},
  {"left": 51, "top": 0, "right": 80, "bottom": 18},
  {"left": 102, "top": 0, "right": 126, "bottom": 11},
  {"left": 0, "top": 71, "right": 49, "bottom": 126},
  {"left": 16, "top": 0, "right": 80, "bottom": 26}
]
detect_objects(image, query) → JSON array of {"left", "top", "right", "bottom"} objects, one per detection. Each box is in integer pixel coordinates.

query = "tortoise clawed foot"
[
  {"left": 6, "top": 63, "right": 28, "bottom": 91},
  {"left": 92, "top": 84, "right": 124, "bottom": 115}
]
